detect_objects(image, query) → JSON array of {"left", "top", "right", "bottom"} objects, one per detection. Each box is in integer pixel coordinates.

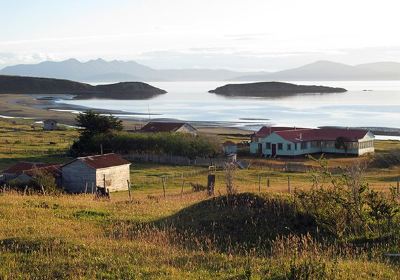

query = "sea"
[{"left": 55, "top": 80, "right": 400, "bottom": 132}]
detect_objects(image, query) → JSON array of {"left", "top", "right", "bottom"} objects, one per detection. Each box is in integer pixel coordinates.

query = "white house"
[
  {"left": 61, "top": 153, "right": 131, "bottom": 193},
  {"left": 250, "top": 127, "right": 374, "bottom": 157}
]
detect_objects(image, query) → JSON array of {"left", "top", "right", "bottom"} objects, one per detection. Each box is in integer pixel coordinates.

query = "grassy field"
[{"left": 0, "top": 118, "right": 400, "bottom": 279}]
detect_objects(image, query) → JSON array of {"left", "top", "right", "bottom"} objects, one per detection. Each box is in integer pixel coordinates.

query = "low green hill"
[{"left": 0, "top": 75, "right": 167, "bottom": 99}]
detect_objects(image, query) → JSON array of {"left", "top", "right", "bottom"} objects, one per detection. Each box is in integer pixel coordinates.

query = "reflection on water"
[{"left": 56, "top": 80, "right": 400, "bottom": 129}]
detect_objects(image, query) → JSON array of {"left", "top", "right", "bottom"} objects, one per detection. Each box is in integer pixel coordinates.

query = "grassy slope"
[
  {"left": 0, "top": 193, "right": 398, "bottom": 279},
  {"left": 0, "top": 118, "right": 399, "bottom": 279}
]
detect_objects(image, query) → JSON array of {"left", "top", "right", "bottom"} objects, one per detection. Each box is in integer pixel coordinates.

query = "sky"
[{"left": 1, "top": 0, "right": 400, "bottom": 71}]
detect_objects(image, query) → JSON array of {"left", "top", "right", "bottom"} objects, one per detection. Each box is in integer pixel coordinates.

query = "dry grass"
[{"left": 0, "top": 118, "right": 400, "bottom": 278}]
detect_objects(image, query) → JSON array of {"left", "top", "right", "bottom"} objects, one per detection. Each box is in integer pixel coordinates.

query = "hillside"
[
  {"left": 0, "top": 75, "right": 167, "bottom": 99},
  {"left": 209, "top": 81, "right": 347, "bottom": 97}
]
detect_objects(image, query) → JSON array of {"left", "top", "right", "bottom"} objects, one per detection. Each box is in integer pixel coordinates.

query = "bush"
[
  {"left": 71, "top": 131, "right": 221, "bottom": 159},
  {"left": 370, "top": 149, "right": 400, "bottom": 168},
  {"left": 295, "top": 159, "right": 400, "bottom": 240},
  {"left": 7, "top": 170, "right": 60, "bottom": 195}
]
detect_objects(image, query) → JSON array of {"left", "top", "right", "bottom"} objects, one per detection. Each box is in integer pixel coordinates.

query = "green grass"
[
  {"left": 0, "top": 118, "right": 400, "bottom": 279},
  {"left": 0, "top": 193, "right": 399, "bottom": 279}
]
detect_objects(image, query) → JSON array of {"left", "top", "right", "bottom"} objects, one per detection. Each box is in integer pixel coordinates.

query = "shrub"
[
  {"left": 295, "top": 159, "right": 400, "bottom": 240},
  {"left": 71, "top": 131, "right": 221, "bottom": 158},
  {"left": 369, "top": 149, "right": 400, "bottom": 168}
]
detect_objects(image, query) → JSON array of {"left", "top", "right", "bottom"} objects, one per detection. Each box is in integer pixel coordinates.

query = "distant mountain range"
[
  {"left": 0, "top": 58, "right": 266, "bottom": 82},
  {"left": 1, "top": 59, "right": 400, "bottom": 82}
]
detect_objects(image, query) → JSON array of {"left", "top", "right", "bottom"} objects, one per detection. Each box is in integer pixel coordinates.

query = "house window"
[
  {"left": 266, "top": 142, "right": 271, "bottom": 150},
  {"left": 301, "top": 142, "right": 307, "bottom": 150},
  {"left": 278, "top": 143, "right": 283, "bottom": 150},
  {"left": 287, "top": 144, "right": 291, "bottom": 150},
  {"left": 294, "top": 143, "right": 297, "bottom": 150}
]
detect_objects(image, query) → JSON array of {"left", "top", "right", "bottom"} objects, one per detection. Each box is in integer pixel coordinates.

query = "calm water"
[{"left": 56, "top": 81, "right": 400, "bottom": 129}]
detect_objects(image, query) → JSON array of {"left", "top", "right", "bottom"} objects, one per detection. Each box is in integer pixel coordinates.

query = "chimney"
[{"left": 299, "top": 133, "right": 302, "bottom": 140}]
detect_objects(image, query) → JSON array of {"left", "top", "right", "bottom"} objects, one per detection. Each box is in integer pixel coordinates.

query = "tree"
[
  {"left": 76, "top": 110, "right": 123, "bottom": 136},
  {"left": 335, "top": 136, "right": 349, "bottom": 155}
]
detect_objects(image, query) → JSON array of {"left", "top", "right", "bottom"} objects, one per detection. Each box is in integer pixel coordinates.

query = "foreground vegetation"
[{"left": 1, "top": 117, "right": 400, "bottom": 279}]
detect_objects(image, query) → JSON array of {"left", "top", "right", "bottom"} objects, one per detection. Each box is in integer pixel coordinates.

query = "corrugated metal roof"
[
  {"left": 255, "top": 126, "right": 306, "bottom": 138},
  {"left": 275, "top": 128, "right": 370, "bottom": 142},
  {"left": 64, "top": 153, "right": 131, "bottom": 169},
  {"left": 3, "top": 162, "right": 53, "bottom": 174},
  {"left": 24, "top": 164, "right": 62, "bottom": 177}
]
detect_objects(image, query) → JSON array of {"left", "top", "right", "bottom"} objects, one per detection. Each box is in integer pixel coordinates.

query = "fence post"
[
  {"left": 267, "top": 177, "right": 270, "bottom": 188},
  {"left": 258, "top": 174, "right": 261, "bottom": 193},
  {"left": 41, "top": 185, "right": 46, "bottom": 195},
  {"left": 84, "top": 181, "right": 88, "bottom": 194},
  {"left": 287, "top": 176, "right": 291, "bottom": 193},
  {"left": 127, "top": 180, "right": 132, "bottom": 202},
  {"left": 181, "top": 172, "right": 185, "bottom": 198},
  {"left": 162, "top": 176, "right": 166, "bottom": 198},
  {"left": 24, "top": 185, "right": 28, "bottom": 196}
]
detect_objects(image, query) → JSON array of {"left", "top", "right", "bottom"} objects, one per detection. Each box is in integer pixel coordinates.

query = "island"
[
  {"left": 209, "top": 81, "right": 347, "bottom": 97},
  {"left": 0, "top": 75, "right": 167, "bottom": 99}
]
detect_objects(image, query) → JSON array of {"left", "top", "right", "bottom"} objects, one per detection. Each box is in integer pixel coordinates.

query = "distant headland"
[
  {"left": 209, "top": 81, "right": 347, "bottom": 97},
  {"left": 0, "top": 75, "right": 167, "bottom": 99}
]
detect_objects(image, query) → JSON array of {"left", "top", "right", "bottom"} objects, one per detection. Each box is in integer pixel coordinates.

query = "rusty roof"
[
  {"left": 23, "top": 164, "right": 62, "bottom": 177},
  {"left": 63, "top": 153, "right": 131, "bottom": 169},
  {"left": 140, "top": 121, "right": 196, "bottom": 133},
  {"left": 275, "top": 128, "right": 370, "bottom": 143},
  {"left": 255, "top": 126, "right": 306, "bottom": 138},
  {"left": 3, "top": 162, "right": 54, "bottom": 174}
]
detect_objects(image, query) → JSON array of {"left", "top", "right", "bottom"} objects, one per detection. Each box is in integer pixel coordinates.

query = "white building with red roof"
[
  {"left": 250, "top": 127, "right": 374, "bottom": 157},
  {"left": 61, "top": 153, "right": 131, "bottom": 193}
]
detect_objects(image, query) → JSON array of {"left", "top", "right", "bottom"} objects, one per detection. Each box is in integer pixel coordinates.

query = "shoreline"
[
  {"left": 0, "top": 94, "right": 251, "bottom": 134},
  {"left": 1, "top": 93, "right": 399, "bottom": 137}
]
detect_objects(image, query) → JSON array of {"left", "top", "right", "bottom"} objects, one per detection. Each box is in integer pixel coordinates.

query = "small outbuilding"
[
  {"left": 222, "top": 141, "right": 238, "bottom": 155},
  {"left": 61, "top": 153, "right": 131, "bottom": 193},
  {"left": 140, "top": 121, "right": 197, "bottom": 135},
  {"left": 43, "top": 119, "right": 58, "bottom": 131}
]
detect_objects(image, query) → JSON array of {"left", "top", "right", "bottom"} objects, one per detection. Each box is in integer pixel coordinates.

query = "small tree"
[
  {"left": 335, "top": 136, "right": 349, "bottom": 155},
  {"left": 31, "top": 170, "right": 59, "bottom": 194},
  {"left": 224, "top": 162, "right": 237, "bottom": 195},
  {"left": 76, "top": 110, "right": 123, "bottom": 136}
]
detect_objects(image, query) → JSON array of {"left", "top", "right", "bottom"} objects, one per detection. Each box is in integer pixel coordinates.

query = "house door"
[
  {"left": 258, "top": 143, "right": 262, "bottom": 155},
  {"left": 272, "top": 144, "right": 277, "bottom": 156}
]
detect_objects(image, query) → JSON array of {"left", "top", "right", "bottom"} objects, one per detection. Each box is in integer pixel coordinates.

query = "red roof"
[
  {"left": 140, "top": 122, "right": 196, "bottom": 133},
  {"left": 3, "top": 162, "right": 53, "bottom": 174},
  {"left": 64, "top": 153, "right": 131, "bottom": 169},
  {"left": 275, "top": 128, "right": 369, "bottom": 143},
  {"left": 255, "top": 126, "right": 306, "bottom": 138},
  {"left": 24, "top": 164, "right": 62, "bottom": 177}
]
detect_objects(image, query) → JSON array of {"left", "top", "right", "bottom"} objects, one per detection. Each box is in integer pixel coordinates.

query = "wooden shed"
[{"left": 61, "top": 153, "right": 131, "bottom": 193}]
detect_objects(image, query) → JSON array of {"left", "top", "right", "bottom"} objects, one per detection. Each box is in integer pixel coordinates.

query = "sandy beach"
[{"left": 0, "top": 94, "right": 250, "bottom": 134}]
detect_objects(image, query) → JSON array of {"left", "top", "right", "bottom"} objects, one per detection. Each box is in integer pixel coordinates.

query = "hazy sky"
[{"left": 1, "top": 0, "right": 400, "bottom": 70}]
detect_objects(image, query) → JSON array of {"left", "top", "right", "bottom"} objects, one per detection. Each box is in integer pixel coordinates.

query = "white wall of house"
[
  {"left": 62, "top": 160, "right": 130, "bottom": 193},
  {"left": 95, "top": 164, "right": 130, "bottom": 192},
  {"left": 62, "top": 160, "right": 96, "bottom": 193},
  {"left": 250, "top": 131, "right": 375, "bottom": 157},
  {"left": 358, "top": 132, "right": 375, "bottom": 155}
]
